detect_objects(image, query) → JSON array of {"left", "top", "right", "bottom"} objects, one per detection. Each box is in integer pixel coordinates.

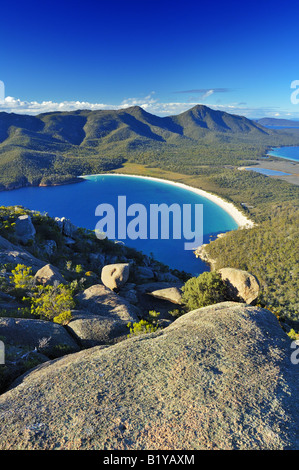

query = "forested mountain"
[{"left": 1, "top": 105, "right": 299, "bottom": 189}]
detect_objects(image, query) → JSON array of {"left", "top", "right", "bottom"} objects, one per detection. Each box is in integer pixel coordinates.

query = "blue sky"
[{"left": 1, "top": 0, "right": 299, "bottom": 118}]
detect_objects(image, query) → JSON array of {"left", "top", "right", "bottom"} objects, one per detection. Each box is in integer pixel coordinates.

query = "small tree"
[{"left": 181, "top": 271, "right": 228, "bottom": 311}]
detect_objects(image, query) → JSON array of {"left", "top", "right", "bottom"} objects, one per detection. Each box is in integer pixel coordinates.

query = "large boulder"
[
  {"left": 75, "top": 284, "right": 138, "bottom": 322},
  {"left": 136, "top": 281, "right": 183, "bottom": 294},
  {"left": 0, "top": 302, "right": 297, "bottom": 450},
  {"left": 0, "top": 317, "right": 79, "bottom": 355},
  {"left": 149, "top": 286, "right": 182, "bottom": 305},
  {"left": 66, "top": 310, "right": 130, "bottom": 348},
  {"left": 101, "top": 263, "right": 130, "bottom": 291},
  {"left": 34, "top": 264, "right": 66, "bottom": 286},
  {"left": 15, "top": 215, "right": 36, "bottom": 244},
  {"left": 219, "top": 267, "right": 260, "bottom": 304}
]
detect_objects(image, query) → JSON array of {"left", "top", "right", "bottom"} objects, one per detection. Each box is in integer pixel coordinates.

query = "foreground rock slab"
[{"left": 0, "top": 301, "right": 297, "bottom": 450}]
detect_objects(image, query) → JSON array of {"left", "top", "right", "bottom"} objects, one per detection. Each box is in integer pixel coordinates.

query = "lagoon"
[
  {"left": 0, "top": 174, "right": 239, "bottom": 275},
  {"left": 267, "top": 146, "right": 299, "bottom": 162},
  {"left": 245, "top": 167, "right": 291, "bottom": 176}
]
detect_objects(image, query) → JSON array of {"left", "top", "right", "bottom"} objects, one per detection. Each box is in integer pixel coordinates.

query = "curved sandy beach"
[{"left": 80, "top": 173, "right": 255, "bottom": 229}]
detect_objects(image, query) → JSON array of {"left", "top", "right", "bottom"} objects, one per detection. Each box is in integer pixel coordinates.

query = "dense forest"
[{"left": 201, "top": 202, "right": 299, "bottom": 326}]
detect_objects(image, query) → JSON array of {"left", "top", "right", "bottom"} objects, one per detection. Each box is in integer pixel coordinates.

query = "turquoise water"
[
  {"left": 245, "top": 167, "right": 291, "bottom": 176},
  {"left": 0, "top": 174, "right": 238, "bottom": 275},
  {"left": 267, "top": 146, "right": 299, "bottom": 162}
]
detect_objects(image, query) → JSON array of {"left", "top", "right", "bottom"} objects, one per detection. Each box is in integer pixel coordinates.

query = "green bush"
[
  {"left": 127, "top": 319, "right": 160, "bottom": 337},
  {"left": 29, "top": 284, "right": 75, "bottom": 324},
  {"left": 181, "top": 271, "right": 228, "bottom": 311},
  {"left": 10, "top": 264, "right": 34, "bottom": 290},
  {"left": 127, "top": 311, "right": 161, "bottom": 337}
]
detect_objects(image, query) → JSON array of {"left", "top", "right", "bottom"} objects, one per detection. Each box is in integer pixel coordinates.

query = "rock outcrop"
[
  {"left": 75, "top": 284, "right": 138, "bottom": 322},
  {"left": 0, "top": 302, "right": 297, "bottom": 450},
  {"left": 0, "top": 317, "right": 79, "bottom": 355},
  {"left": 219, "top": 267, "right": 260, "bottom": 304},
  {"left": 15, "top": 215, "right": 36, "bottom": 244},
  {"left": 0, "top": 235, "right": 44, "bottom": 270},
  {"left": 101, "top": 263, "right": 130, "bottom": 291},
  {"left": 54, "top": 217, "right": 76, "bottom": 238},
  {"left": 66, "top": 310, "right": 130, "bottom": 348},
  {"left": 42, "top": 240, "right": 57, "bottom": 257},
  {"left": 136, "top": 266, "right": 155, "bottom": 281}
]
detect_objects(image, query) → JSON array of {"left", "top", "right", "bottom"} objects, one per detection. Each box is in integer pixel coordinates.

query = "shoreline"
[{"left": 80, "top": 173, "right": 255, "bottom": 229}]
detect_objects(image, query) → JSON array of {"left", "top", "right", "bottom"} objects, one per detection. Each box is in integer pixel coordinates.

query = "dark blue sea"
[{"left": 0, "top": 174, "right": 238, "bottom": 275}]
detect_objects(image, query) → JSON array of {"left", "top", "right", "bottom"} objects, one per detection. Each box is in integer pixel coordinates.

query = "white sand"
[{"left": 80, "top": 173, "right": 255, "bottom": 229}]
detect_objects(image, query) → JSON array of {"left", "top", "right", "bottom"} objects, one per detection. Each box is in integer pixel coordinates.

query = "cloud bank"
[{"left": 0, "top": 93, "right": 296, "bottom": 119}]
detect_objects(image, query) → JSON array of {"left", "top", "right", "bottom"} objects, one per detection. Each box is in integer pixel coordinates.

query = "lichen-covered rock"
[
  {"left": 101, "top": 263, "right": 130, "bottom": 291},
  {"left": 0, "top": 302, "right": 297, "bottom": 450},
  {"left": 219, "top": 267, "right": 260, "bottom": 304},
  {"left": 34, "top": 264, "right": 66, "bottom": 286}
]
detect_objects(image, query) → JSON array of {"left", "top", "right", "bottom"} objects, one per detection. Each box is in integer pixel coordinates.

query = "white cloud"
[
  {"left": 120, "top": 91, "right": 158, "bottom": 109},
  {"left": 201, "top": 89, "right": 214, "bottom": 100},
  {"left": 0, "top": 96, "right": 120, "bottom": 114}
]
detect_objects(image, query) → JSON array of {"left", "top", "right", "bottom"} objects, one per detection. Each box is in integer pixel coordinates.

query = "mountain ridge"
[
  {"left": 256, "top": 117, "right": 299, "bottom": 128},
  {"left": 0, "top": 104, "right": 299, "bottom": 190}
]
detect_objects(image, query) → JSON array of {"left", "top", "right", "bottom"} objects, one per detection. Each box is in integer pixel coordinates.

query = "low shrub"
[{"left": 181, "top": 271, "right": 229, "bottom": 311}]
